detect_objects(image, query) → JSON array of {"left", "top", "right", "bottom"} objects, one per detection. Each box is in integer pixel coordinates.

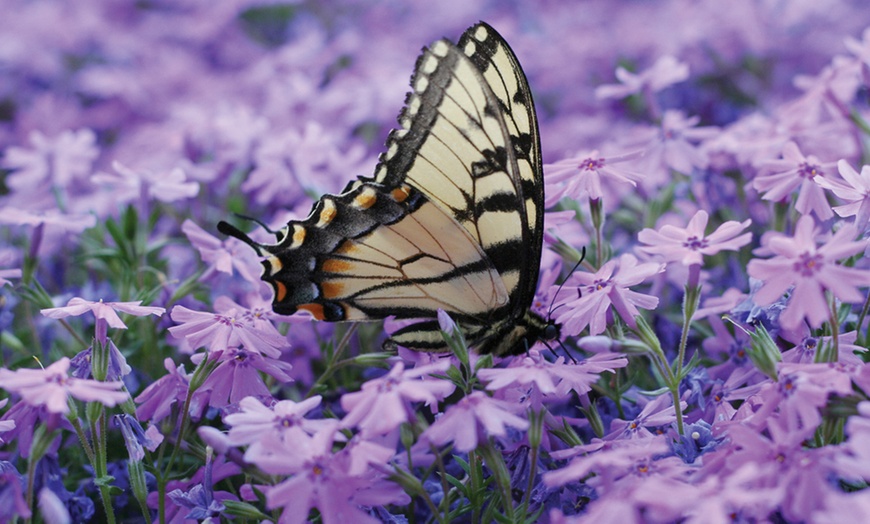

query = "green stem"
[
  {"left": 477, "top": 443, "right": 515, "bottom": 522},
  {"left": 857, "top": 291, "right": 870, "bottom": 347},
  {"left": 91, "top": 413, "right": 117, "bottom": 524},
  {"left": 819, "top": 294, "right": 840, "bottom": 363}
]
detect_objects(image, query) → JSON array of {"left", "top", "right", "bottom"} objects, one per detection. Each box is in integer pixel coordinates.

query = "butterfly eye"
[{"left": 543, "top": 323, "right": 559, "bottom": 341}]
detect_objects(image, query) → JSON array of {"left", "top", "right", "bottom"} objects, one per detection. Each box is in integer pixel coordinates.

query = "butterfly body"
[{"left": 219, "top": 22, "right": 555, "bottom": 356}]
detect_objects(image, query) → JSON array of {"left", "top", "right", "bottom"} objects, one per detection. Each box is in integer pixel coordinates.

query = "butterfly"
[{"left": 219, "top": 22, "right": 558, "bottom": 356}]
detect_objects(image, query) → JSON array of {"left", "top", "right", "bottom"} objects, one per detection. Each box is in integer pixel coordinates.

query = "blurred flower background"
[{"left": 2, "top": 0, "right": 870, "bottom": 522}]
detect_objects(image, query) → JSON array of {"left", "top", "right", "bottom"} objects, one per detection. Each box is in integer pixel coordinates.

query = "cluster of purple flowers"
[{"left": 2, "top": 1, "right": 870, "bottom": 522}]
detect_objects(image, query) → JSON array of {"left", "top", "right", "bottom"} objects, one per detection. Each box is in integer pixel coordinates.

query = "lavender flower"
[{"left": 0, "top": 358, "right": 128, "bottom": 414}]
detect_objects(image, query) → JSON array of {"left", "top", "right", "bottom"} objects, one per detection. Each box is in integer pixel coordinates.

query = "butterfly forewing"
[{"left": 374, "top": 32, "right": 532, "bottom": 314}]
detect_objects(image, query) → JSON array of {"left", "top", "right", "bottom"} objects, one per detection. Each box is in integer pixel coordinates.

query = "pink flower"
[
  {"left": 478, "top": 351, "right": 628, "bottom": 407},
  {"left": 421, "top": 391, "right": 529, "bottom": 452},
  {"left": 1, "top": 129, "right": 98, "bottom": 190},
  {"left": 92, "top": 161, "right": 199, "bottom": 204},
  {"left": 747, "top": 215, "right": 870, "bottom": 330},
  {"left": 814, "top": 160, "right": 870, "bottom": 232},
  {"left": 635, "top": 110, "right": 720, "bottom": 178},
  {"left": 605, "top": 394, "right": 686, "bottom": 440},
  {"left": 0, "top": 358, "right": 129, "bottom": 414},
  {"left": 224, "top": 396, "right": 333, "bottom": 461},
  {"left": 41, "top": 297, "right": 165, "bottom": 344},
  {"left": 183, "top": 219, "right": 262, "bottom": 283},
  {"left": 195, "top": 348, "right": 293, "bottom": 409},
  {"left": 256, "top": 424, "right": 403, "bottom": 524},
  {"left": 553, "top": 254, "right": 663, "bottom": 335},
  {"left": 168, "top": 304, "right": 288, "bottom": 358},
  {"left": 544, "top": 150, "right": 645, "bottom": 203},
  {"left": 753, "top": 141, "right": 835, "bottom": 221},
  {"left": 595, "top": 56, "right": 689, "bottom": 99},
  {"left": 638, "top": 210, "right": 752, "bottom": 267},
  {"left": 340, "top": 361, "right": 455, "bottom": 437}
]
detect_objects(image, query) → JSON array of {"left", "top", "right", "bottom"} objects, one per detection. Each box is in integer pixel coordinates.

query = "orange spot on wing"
[
  {"left": 298, "top": 303, "right": 325, "bottom": 320},
  {"left": 336, "top": 239, "right": 357, "bottom": 255},
  {"left": 321, "top": 281, "right": 344, "bottom": 299},
  {"left": 274, "top": 281, "right": 287, "bottom": 302},
  {"left": 322, "top": 259, "right": 352, "bottom": 273},
  {"left": 292, "top": 226, "right": 306, "bottom": 246},
  {"left": 354, "top": 190, "right": 377, "bottom": 209},
  {"left": 391, "top": 185, "right": 411, "bottom": 202},
  {"left": 319, "top": 202, "right": 336, "bottom": 225}
]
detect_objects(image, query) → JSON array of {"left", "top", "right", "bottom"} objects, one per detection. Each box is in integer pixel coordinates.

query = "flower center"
[
  {"left": 580, "top": 157, "right": 605, "bottom": 171},
  {"left": 794, "top": 252, "right": 823, "bottom": 276},
  {"left": 797, "top": 162, "right": 820, "bottom": 179},
  {"left": 683, "top": 235, "right": 708, "bottom": 250}
]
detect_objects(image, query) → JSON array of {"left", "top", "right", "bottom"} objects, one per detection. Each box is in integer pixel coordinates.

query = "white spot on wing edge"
[
  {"left": 474, "top": 25, "right": 489, "bottom": 42},
  {"left": 431, "top": 40, "right": 450, "bottom": 57}
]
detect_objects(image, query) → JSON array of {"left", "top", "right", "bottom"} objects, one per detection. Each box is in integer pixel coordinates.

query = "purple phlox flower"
[
  {"left": 812, "top": 491, "right": 870, "bottom": 524},
  {"left": 693, "top": 287, "right": 744, "bottom": 322},
  {"left": 779, "top": 55, "right": 861, "bottom": 129},
  {"left": 605, "top": 394, "right": 687, "bottom": 440},
  {"left": 770, "top": 362, "right": 854, "bottom": 437},
  {"left": 781, "top": 328, "right": 865, "bottom": 365},
  {"left": 544, "top": 149, "right": 645, "bottom": 204},
  {"left": 814, "top": 159, "right": 870, "bottom": 232},
  {"left": 595, "top": 55, "right": 690, "bottom": 100},
  {"left": 703, "top": 417, "right": 837, "bottom": 522},
  {"left": 846, "top": 27, "right": 870, "bottom": 84},
  {"left": 215, "top": 294, "right": 289, "bottom": 332},
  {"left": 33, "top": 457, "right": 94, "bottom": 522},
  {"left": 0, "top": 207, "right": 96, "bottom": 234},
  {"left": 134, "top": 358, "right": 192, "bottom": 423},
  {"left": 41, "top": 297, "right": 164, "bottom": 344},
  {"left": 260, "top": 424, "right": 394, "bottom": 524},
  {"left": 542, "top": 210, "right": 590, "bottom": 258},
  {"left": 479, "top": 350, "right": 628, "bottom": 406},
  {"left": 69, "top": 338, "right": 132, "bottom": 380},
  {"left": 747, "top": 215, "right": 870, "bottom": 330},
  {"left": 831, "top": 402, "right": 870, "bottom": 481},
  {"left": 422, "top": 390, "right": 529, "bottom": 453},
  {"left": 544, "top": 435, "right": 672, "bottom": 488},
  {"left": 0, "top": 403, "right": 71, "bottom": 457},
  {"left": 683, "top": 462, "right": 781, "bottom": 524},
  {"left": 553, "top": 253, "right": 663, "bottom": 336},
  {"left": 224, "top": 395, "right": 332, "bottom": 459},
  {"left": 0, "top": 358, "right": 128, "bottom": 414},
  {"left": 632, "top": 110, "right": 719, "bottom": 181},
  {"left": 340, "top": 360, "right": 455, "bottom": 437},
  {"left": 199, "top": 103, "right": 270, "bottom": 168},
  {"left": 1, "top": 129, "right": 98, "bottom": 192},
  {"left": 638, "top": 210, "right": 752, "bottom": 268},
  {"left": 114, "top": 414, "right": 160, "bottom": 462},
  {"left": 91, "top": 160, "right": 199, "bottom": 205},
  {"left": 182, "top": 219, "right": 262, "bottom": 283},
  {"left": 706, "top": 368, "right": 764, "bottom": 424},
  {"left": 753, "top": 141, "right": 835, "bottom": 220},
  {"left": 193, "top": 347, "right": 293, "bottom": 409},
  {"left": 243, "top": 122, "right": 370, "bottom": 206},
  {"left": 168, "top": 450, "right": 234, "bottom": 522},
  {"left": 0, "top": 462, "right": 30, "bottom": 521},
  {"left": 168, "top": 304, "right": 288, "bottom": 358},
  {"left": 149, "top": 457, "right": 241, "bottom": 523}
]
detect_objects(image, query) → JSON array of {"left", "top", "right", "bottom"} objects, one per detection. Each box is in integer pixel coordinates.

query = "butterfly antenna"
[
  {"left": 235, "top": 213, "right": 281, "bottom": 235},
  {"left": 217, "top": 220, "right": 268, "bottom": 255},
  {"left": 547, "top": 246, "right": 587, "bottom": 318}
]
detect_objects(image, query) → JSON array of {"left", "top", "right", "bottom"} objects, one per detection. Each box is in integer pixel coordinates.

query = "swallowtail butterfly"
[{"left": 219, "top": 22, "right": 557, "bottom": 356}]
